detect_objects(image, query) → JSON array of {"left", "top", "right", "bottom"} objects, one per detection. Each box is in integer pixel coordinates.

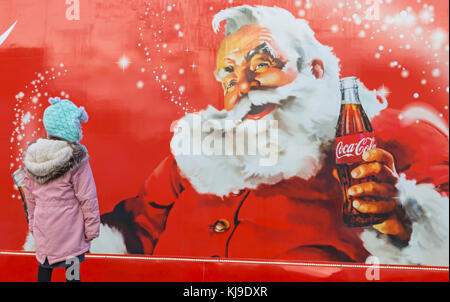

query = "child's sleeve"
[
  {"left": 72, "top": 159, "right": 101, "bottom": 241},
  {"left": 23, "top": 173, "right": 36, "bottom": 235}
]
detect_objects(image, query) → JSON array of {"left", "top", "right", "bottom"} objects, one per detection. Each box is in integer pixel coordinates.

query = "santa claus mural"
[{"left": 25, "top": 5, "right": 448, "bottom": 266}]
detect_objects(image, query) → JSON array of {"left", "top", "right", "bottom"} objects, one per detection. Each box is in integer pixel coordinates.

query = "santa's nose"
[
  {"left": 224, "top": 80, "right": 259, "bottom": 111},
  {"left": 239, "top": 79, "right": 260, "bottom": 93},
  {"left": 239, "top": 81, "right": 251, "bottom": 94},
  {"left": 224, "top": 70, "right": 260, "bottom": 111}
]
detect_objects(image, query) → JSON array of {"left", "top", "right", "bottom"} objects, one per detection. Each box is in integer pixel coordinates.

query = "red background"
[{"left": 0, "top": 0, "right": 448, "bottom": 251}]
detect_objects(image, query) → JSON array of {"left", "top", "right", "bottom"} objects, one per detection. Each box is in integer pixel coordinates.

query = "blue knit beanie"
[{"left": 43, "top": 97, "right": 88, "bottom": 150}]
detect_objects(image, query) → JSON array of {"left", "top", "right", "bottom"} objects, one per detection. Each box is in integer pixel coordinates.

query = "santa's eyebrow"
[{"left": 245, "top": 42, "right": 278, "bottom": 62}]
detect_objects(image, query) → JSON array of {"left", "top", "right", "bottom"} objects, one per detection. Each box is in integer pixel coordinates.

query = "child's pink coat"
[{"left": 24, "top": 149, "right": 100, "bottom": 265}]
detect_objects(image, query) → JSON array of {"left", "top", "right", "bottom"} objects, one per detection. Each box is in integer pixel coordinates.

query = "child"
[{"left": 22, "top": 97, "right": 100, "bottom": 282}]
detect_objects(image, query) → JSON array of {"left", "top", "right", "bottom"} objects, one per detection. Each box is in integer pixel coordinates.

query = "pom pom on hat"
[
  {"left": 78, "top": 106, "right": 89, "bottom": 123},
  {"left": 48, "top": 97, "right": 62, "bottom": 105}
]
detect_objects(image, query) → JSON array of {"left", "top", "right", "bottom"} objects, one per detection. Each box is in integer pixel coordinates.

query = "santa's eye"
[
  {"left": 224, "top": 66, "right": 234, "bottom": 73},
  {"left": 256, "top": 63, "right": 268, "bottom": 69},
  {"left": 253, "top": 62, "right": 270, "bottom": 73},
  {"left": 226, "top": 81, "right": 237, "bottom": 90}
]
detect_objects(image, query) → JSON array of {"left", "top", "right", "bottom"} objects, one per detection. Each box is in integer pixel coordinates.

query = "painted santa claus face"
[
  {"left": 172, "top": 20, "right": 343, "bottom": 196},
  {"left": 216, "top": 24, "right": 325, "bottom": 119}
]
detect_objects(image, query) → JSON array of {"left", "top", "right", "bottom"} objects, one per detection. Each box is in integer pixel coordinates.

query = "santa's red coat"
[{"left": 101, "top": 109, "right": 449, "bottom": 262}]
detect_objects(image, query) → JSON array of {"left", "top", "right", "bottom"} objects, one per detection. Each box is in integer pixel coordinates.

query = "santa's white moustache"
[{"left": 170, "top": 71, "right": 387, "bottom": 197}]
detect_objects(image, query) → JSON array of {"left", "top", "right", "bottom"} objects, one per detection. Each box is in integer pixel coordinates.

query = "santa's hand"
[{"left": 348, "top": 148, "right": 412, "bottom": 243}]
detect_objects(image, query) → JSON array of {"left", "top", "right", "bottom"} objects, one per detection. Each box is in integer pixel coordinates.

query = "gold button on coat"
[{"left": 211, "top": 219, "right": 231, "bottom": 233}]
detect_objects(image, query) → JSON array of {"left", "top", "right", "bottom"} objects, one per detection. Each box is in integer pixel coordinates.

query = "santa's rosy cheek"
[{"left": 224, "top": 91, "right": 240, "bottom": 111}]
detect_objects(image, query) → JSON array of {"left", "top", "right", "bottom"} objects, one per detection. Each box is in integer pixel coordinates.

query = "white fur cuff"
[
  {"left": 22, "top": 224, "right": 128, "bottom": 255},
  {"left": 361, "top": 174, "right": 449, "bottom": 266},
  {"left": 89, "top": 224, "right": 128, "bottom": 254},
  {"left": 23, "top": 231, "right": 35, "bottom": 251}
]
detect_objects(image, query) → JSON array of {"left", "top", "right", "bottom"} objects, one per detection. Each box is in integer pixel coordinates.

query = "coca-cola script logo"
[{"left": 335, "top": 133, "right": 376, "bottom": 164}]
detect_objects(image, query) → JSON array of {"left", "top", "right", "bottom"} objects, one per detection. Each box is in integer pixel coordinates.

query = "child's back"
[
  {"left": 24, "top": 138, "right": 99, "bottom": 265},
  {"left": 22, "top": 97, "right": 100, "bottom": 282}
]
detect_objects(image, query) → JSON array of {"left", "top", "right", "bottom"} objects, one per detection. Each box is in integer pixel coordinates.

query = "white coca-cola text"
[{"left": 336, "top": 136, "right": 376, "bottom": 160}]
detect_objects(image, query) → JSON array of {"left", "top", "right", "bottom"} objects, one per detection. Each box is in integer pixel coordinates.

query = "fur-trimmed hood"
[{"left": 23, "top": 138, "right": 87, "bottom": 184}]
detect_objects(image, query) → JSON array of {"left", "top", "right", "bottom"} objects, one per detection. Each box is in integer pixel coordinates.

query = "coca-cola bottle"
[{"left": 335, "top": 77, "right": 387, "bottom": 227}]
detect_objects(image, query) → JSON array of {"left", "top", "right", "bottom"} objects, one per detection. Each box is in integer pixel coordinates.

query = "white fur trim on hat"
[{"left": 360, "top": 174, "right": 449, "bottom": 266}]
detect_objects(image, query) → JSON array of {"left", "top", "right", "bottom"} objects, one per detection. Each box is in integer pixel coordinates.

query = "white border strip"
[{"left": 1, "top": 251, "right": 448, "bottom": 272}]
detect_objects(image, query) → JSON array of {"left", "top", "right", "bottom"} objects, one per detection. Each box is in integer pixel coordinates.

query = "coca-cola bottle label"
[{"left": 335, "top": 133, "right": 377, "bottom": 164}]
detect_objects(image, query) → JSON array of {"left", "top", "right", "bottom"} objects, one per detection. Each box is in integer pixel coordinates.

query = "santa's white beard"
[{"left": 170, "top": 71, "right": 387, "bottom": 197}]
